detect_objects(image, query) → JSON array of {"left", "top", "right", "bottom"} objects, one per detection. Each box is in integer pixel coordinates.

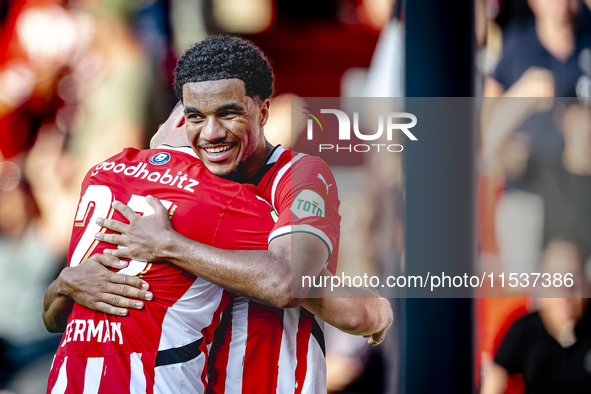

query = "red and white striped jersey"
[
  {"left": 208, "top": 146, "right": 341, "bottom": 394},
  {"left": 47, "top": 146, "right": 276, "bottom": 394}
]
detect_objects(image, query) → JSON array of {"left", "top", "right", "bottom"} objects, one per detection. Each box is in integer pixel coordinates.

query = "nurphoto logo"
[{"left": 303, "top": 107, "right": 418, "bottom": 153}]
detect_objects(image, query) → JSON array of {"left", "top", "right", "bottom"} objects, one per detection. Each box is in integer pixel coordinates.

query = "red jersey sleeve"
[{"left": 268, "top": 154, "right": 341, "bottom": 273}]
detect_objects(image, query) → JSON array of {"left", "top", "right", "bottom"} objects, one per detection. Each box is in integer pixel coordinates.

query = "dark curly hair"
[{"left": 174, "top": 36, "right": 274, "bottom": 103}]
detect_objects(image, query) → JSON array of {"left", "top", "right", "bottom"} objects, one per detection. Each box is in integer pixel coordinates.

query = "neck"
[
  {"left": 224, "top": 140, "right": 275, "bottom": 182},
  {"left": 536, "top": 18, "right": 575, "bottom": 61},
  {"left": 247, "top": 140, "right": 274, "bottom": 177}
]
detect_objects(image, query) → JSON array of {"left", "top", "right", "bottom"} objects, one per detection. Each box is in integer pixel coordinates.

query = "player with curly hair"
[{"left": 43, "top": 37, "right": 393, "bottom": 393}]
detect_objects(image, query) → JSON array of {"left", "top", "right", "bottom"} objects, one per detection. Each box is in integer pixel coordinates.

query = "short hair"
[{"left": 174, "top": 36, "right": 274, "bottom": 103}]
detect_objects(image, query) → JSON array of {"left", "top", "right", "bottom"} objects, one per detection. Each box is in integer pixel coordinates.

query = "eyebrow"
[
  {"left": 184, "top": 106, "right": 200, "bottom": 115},
  {"left": 217, "top": 103, "right": 244, "bottom": 111},
  {"left": 184, "top": 103, "right": 245, "bottom": 115}
]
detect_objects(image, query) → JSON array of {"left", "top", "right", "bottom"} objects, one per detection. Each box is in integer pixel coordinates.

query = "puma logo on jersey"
[
  {"left": 91, "top": 161, "right": 199, "bottom": 193},
  {"left": 317, "top": 173, "right": 332, "bottom": 194}
]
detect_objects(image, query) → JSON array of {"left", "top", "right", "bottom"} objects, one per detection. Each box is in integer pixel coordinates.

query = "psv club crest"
[{"left": 149, "top": 152, "right": 171, "bottom": 165}]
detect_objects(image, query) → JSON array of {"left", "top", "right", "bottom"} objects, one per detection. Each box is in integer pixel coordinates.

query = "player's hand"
[
  {"left": 363, "top": 328, "right": 387, "bottom": 346},
  {"left": 59, "top": 253, "right": 152, "bottom": 316},
  {"left": 95, "top": 196, "right": 174, "bottom": 261},
  {"left": 363, "top": 298, "right": 393, "bottom": 346}
]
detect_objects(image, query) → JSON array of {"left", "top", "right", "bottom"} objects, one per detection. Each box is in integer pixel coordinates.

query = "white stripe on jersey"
[
  {"left": 158, "top": 277, "right": 223, "bottom": 350},
  {"left": 224, "top": 297, "right": 249, "bottom": 394},
  {"left": 51, "top": 356, "right": 68, "bottom": 394},
  {"left": 267, "top": 146, "right": 285, "bottom": 165},
  {"left": 270, "top": 153, "right": 305, "bottom": 212},
  {"left": 276, "top": 308, "right": 300, "bottom": 393},
  {"left": 130, "top": 353, "right": 146, "bottom": 394},
  {"left": 153, "top": 277, "right": 223, "bottom": 393},
  {"left": 268, "top": 224, "right": 333, "bottom": 256},
  {"left": 301, "top": 318, "right": 326, "bottom": 393},
  {"left": 154, "top": 355, "right": 205, "bottom": 394},
  {"left": 83, "top": 357, "right": 104, "bottom": 394}
]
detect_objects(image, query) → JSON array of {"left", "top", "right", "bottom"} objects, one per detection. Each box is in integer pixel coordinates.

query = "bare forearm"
[
  {"left": 42, "top": 275, "right": 73, "bottom": 333},
  {"left": 97, "top": 200, "right": 329, "bottom": 309},
  {"left": 303, "top": 280, "right": 392, "bottom": 336},
  {"left": 161, "top": 231, "right": 295, "bottom": 308}
]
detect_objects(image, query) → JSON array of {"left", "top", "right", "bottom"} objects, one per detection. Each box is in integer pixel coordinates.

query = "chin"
[
  {"left": 204, "top": 162, "right": 238, "bottom": 179},
  {"left": 217, "top": 163, "right": 248, "bottom": 182}
]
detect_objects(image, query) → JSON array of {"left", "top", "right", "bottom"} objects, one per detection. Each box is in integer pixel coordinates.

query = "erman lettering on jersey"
[
  {"left": 61, "top": 319, "right": 123, "bottom": 346},
  {"left": 290, "top": 189, "right": 326, "bottom": 219},
  {"left": 91, "top": 160, "right": 200, "bottom": 192},
  {"left": 47, "top": 147, "right": 283, "bottom": 394}
]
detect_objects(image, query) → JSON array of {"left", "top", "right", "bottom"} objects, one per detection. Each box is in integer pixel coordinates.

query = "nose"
[{"left": 200, "top": 116, "right": 227, "bottom": 143}]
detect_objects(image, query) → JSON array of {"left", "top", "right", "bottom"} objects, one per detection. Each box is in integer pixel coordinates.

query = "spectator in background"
[
  {"left": 0, "top": 167, "right": 63, "bottom": 392},
  {"left": 485, "top": 0, "right": 590, "bottom": 99},
  {"left": 0, "top": 1, "right": 154, "bottom": 391},
  {"left": 481, "top": 1, "right": 591, "bottom": 276},
  {"left": 481, "top": 239, "right": 591, "bottom": 393},
  {"left": 483, "top": 0, "right": 591, "bottom": 160},
  {"left": 478, "top": 3, "right": 591, "bottom": 392},
  {"left": 485, "top": 99, "right": 591, "bottom": 262}
]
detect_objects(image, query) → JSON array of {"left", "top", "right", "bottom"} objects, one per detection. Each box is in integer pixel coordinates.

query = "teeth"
[{"left": 204, "top": 145, "right": 232, "bottom": 155}]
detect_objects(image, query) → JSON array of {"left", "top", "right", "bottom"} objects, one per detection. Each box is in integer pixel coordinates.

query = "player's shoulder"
[
  {"left": 271, "top": 147, "right": 327, "bottom": 168},
  {"left": 269, "top": 147, "right": 333, "bottom": 181},
  {"left": 98, "top": 145, "right": 196, "bottom": 163},
  {"left": 82, "top": 145, "right": 200, "bottom": 184},
  {"left": 126, "top": 145, "right": 198, "bottom": 163},
  {"left": 93, "top": 146, "right": 196, "bottom": 169}
]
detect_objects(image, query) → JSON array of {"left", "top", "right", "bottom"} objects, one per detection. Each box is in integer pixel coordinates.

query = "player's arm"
[
  {"left": 301, "top": 268, "right": 393, "bottom": 345},
  {"left": 43, "top": 280, "right": 74, "bottom": 333},
  {"left": 42, "top": 254, "right": 152, "bottom": 332},
  {"left": 95, "top": 197, "right": 327, "bottom": 309}
]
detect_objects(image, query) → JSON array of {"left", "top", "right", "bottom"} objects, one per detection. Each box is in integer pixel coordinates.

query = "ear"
[{"left": 259, "top": 98, "right": 270, "bottom": 127}]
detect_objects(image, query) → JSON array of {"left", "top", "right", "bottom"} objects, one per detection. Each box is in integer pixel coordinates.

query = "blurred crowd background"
[{"left": 2, "top": 0, "right": 591, "bottom": 393}]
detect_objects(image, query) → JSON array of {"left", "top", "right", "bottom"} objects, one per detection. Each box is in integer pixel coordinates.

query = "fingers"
[
  {"left": 64, "top": 257, "right": 154, "bottom": 317},
  {"left": 95, "top": 232, "right": 128, "bottom": 246},
  {"left": 146, "top": 195, "right": 168, "bottom": 214},
  {"left": 92, "top": 273, "right": 154, "bottom": 316},
  {"left": 112, "top": 201, "right": 139, "bottom": 221},
  {"left": 91, "top": 253, "right": 128, "bottom": 269},
  {"left": 106, "top": 293, "right": 143, "bottom": 310},
  {"left": 106, "top": 271, "right": 150, "bottom": 292},
  {"left": 368, "top": 329, "right": 387, "bottom": 346},
  {"left": 94, "top": 301, "right": 129, "bottom": 317},
  {"left": 102, "top": 248, "right": 129, "bottom": 259},
  {"left": 97, "top": 217, "right": 129, "bottom": 234},
  {"left": 105, "top": 282, "right": 152, "bottom": 301}
]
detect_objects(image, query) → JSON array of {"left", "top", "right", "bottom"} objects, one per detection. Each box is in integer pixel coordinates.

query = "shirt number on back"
[{"left": 70, "top": 185, "right": 172, "bottom": 276}]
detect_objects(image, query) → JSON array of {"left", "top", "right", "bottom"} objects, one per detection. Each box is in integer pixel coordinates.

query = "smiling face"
[{"left": 183, "top": 79, "right": 270, "bottom": 180}]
